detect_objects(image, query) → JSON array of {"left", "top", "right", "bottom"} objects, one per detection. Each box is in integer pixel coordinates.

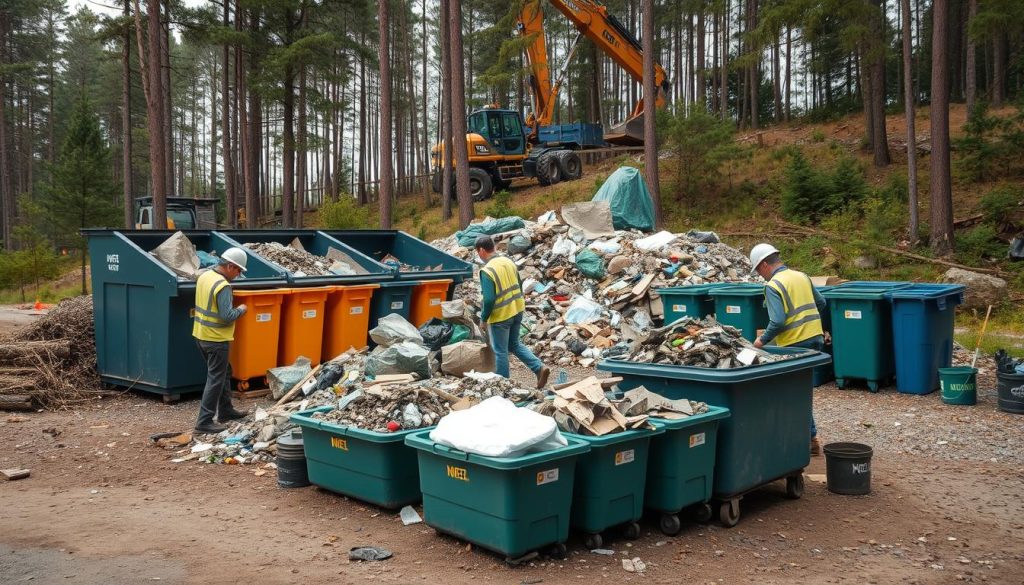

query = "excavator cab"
[{"left": 468, "top": 110, "right": 527, "bottom": 156}]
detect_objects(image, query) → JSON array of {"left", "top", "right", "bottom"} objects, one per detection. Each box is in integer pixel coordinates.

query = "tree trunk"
[
  {"left": 449, "top": 0, "right": 473, "bottom": 228},
  {"left": 965, "top": 0, "right": 977, "bottom": 114},
  {"left": 161, "top": 2, "right": 173, "bottom": 197},
  {"left": 642, "top": 0, "right": 663, "bottom": 229},
  {"left": 121, "top": 1, "right": 134, "bottom": 228},
  {"left": 422, "top": 0, "right": 431, "bottom": 206},
  {"left": 282, "top": 62, "right": 295, "bottom": 228},
  {"left": 697, "top": 8, "right": 706, "bottom": 110},
  {"left": 297, "top": 64, "right": 307, "bottom": 228},
  {"left": 223, "top": 0, "right": 235, "bottom": 227},
  {"left": 785, "top": 27, "right": 792, "bottom": 121},
  {"left": 378, "top": 0, "right": 394, "bottom": 228},
  {"left": 991, "top": 35, "right": 1004, "bottom": 107},
  {"left": 902, "top": 0, "right": 919, "bottom": 243},
  {"left": 748, "top": 0, "right": 759, "bottom": 130},
  {"left": 440, "top": 0, "right": 452, "bottom": 222},
  {"left": 142, "top": 0, "right": 168, "bottom": 229},
  {"left": 358, "top": 31, "right": 368, "bottom": 205},
  {"left": 869, "top": 0, "right": 890, "bottom": 167},
  {"left": 930, "top": 0, "right": 954, "bottom": 256},
  {"left": 721, "top": 0, "right": 729, "bottom": 120},
  {"left": 712, "top": 7, "right": 719, "bottom": 113},
  {"left": 773, "top": 39, "right": 782, "bottom": 122}
]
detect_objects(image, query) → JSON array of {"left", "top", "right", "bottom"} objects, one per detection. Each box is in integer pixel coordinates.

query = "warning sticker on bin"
[
  {"left": 350, "top": 306, "right": 364, "bottom": 315},
  {"left": 430, "top": 298, "right": 441, "bottom": 306},
  {"left": 256, "top": 313, "right": 272, "bottom": 323},
  {"left": 725, "top": 305, "right": 741, "bottom": 314},
  {"left": 844, "top": 310, "right": 862, "bottom": 319},
  {"left": 302, "top": 309, "right": 317, "bottom": 319},
  {"left": 390, "top": 301, "right": 404, "bottom": 310},
  {"left": 536, "top": 469, "right": 559, "bottom": 485},
  {"left": 689, "top": 432, "right": 706, "bottom": 448},
  {"left": 672, "top": 304, "right": 687, "bottom": 313},
  {"left": 614, "top": 449, "right": 635, "bottom": 466}
]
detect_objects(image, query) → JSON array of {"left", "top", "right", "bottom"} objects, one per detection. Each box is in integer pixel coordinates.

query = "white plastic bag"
[
  {"left": 369, "top": 313, "right": 424, "bottom": 347},
  {"left": 634, "top": 230, "right": 677, "bottom": 251},
  {"left": 429, "top": 397, "right": 568, "bottom": 457},
  {"left": 551, "top": 235, "right": 579, "bottom": 261},
  {"left": 564, "top": 296, "right": 604, "bottom": 324},
  {"left": 588, "top": 239, "right": 622, "bottom": 255}
]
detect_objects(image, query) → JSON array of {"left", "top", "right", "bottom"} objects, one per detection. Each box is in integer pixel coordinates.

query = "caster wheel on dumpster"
[
  {"left": 836, "top": 378, "right": 847, "bottom": 389},
  {"left": 786, "top": 474, "right": 805, "bottom": 499},
  {"left": 868, "top": 380, "right": 880, "bottom": 393},
  {"left": 659, "top": 513, "right": 681, "bottom": 536},
  {"left": 694, "top": 502, "right": 713, "bottom": 523},
  {"left": 547, "top": 543, "right": 568, "bottom": 560},
  {"left": 237, "top": 380, "right": 250, "bottom": 391},
  {"left": 162, "top": 394, "right": 180, "bottom": 404},
  {"left": 584, "top": 533, "right": 603, "bottom": 550},
  {"left": 623, "top": 521, "right": 641, "bottom": 540},
  {"left": 719, "top": 499, "right": 740, "bottom": 528},
  {"left": 505, "top": 551, "right": 539, "bottom": 567}
]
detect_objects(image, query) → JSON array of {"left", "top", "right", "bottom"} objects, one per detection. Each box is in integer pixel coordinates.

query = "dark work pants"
[
  {"left": 788, "top": 335, "right": 823, "bottom": 438},
  {"left": 195, "top": 340, "right": 233, "bottom": 428}
]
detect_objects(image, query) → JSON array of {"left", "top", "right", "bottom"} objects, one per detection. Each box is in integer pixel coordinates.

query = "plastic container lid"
[
  {"left": 562, "top": 426, "right": 665, "bottom": 446},
  {"left": 647, "top": 405, "right": 731, "bottom": 429},
  {"left": 404, "top": 431, "right": 590, "bottom": 469},
  {"left": 706, "top": 283, "right": 766, "bottom": 297},
  {"left": 885, "top": 283, "right": 966, "bottom": 300}
]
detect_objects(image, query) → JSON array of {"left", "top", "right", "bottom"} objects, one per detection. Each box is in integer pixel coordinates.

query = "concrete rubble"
[
  {"left": 242, "top": 240, "right": 365, "bottom": 276},
  {"left": 432, "top": 210, "right": 757, "bottom": 367},
  {"left": 624, "top": 316, "right": 791, "bottom": 368}
]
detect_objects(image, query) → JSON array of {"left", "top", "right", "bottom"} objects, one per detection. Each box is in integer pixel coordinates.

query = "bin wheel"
[
  {"left": 504, "top": 551, "right": 539, "bottom": 567},
  {"left": 584, "top": 533, "right": 603, "bottom": 549},
  {"left": 868, "top": 380, "right": 880, "bottom": 393},
  {"left": 719, "top": 500, "right": 740, "bottom": 528},
  {"left": 659, "top": 513, "right": 682, "bottom": 536},
  {"left": 623, "top": 522, "right": 642, "bottom": 540},
  {"left": 836, "top": 378, "right": 847, "bottom": 389},
  {"left": 786, "top": 474, "right": 805, "bottom": 499},
  {"left": 547, "top": 542, "right": 568, "bottom": 560},
  {"left": 237, "top": 380, "right": 250, "bottom": 391},
  {"left": 694, "top": 503, "right": 713, "bottom": 523},
  {"left": 162, "top": 394, "right": 180, "bottom": 404}
]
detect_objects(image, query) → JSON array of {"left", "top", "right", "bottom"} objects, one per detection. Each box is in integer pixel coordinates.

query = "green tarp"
[
  {"left": 455, "top": 216, "right": 527, "bottom": 247},
  {"left": 591, "top": 166, "right": 655, "bottom": 232}
]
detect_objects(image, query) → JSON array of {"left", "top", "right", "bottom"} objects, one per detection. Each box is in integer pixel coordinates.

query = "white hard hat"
[
  {"left": 749, "top": 243, "right": 779, "bottom": 273},
  {"left": 221, "top": 247, "right": 248, "bottom": 272}
]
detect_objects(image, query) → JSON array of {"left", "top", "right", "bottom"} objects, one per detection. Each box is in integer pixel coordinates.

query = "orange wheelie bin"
[
  {"left": 278, "top": 287, "right": 333, "bottom": 367},
  {"left": 229, "top": 289, "right": 286, "bottom": 391},
  {"left": 408, "top": 279, "right": 453, "bottom": 327},
  {"left": 322, "top": 284, "right": 379, "bottom": 361}
]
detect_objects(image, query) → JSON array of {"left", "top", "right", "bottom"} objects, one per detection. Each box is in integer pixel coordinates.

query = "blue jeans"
[
  {"left": 789, "top": 335, "right": 824, "bottom": 439},
  {"left": 488, "top": 313, "right": 543, "bottom": 378}
]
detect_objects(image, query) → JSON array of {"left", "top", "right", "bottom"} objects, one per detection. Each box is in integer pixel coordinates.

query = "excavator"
[{"left": 430, "top": 0, "right": 670, "bottom": 202}]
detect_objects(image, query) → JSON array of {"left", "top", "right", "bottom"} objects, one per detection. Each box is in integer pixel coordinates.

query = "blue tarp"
[{"left": 591, "top": 166, "right": 655, "bottom": 232}]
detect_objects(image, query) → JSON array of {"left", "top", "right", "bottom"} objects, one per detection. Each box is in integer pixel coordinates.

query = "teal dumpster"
[
  {"left": 645, "top": 406, "right": 730, "bottom": 535},
  {"left": 656, "top": 283, "right": 734, "bottom": 325},
  {"left": 405, "top": 430, "right": 589, "bottom": 562},
  {"left": 83, "top": 230, "right": 288, "bottom": 399},
  {"left": 565, "top": 427, "right": 664, "bottom": 549},
  {"left": 708, "top": 283, "right": 770, "bottom": 341},
  {"left": 598, "top": 348, "right": 831, "bottom": 527},
  {"left": 217, "top": 230, "right": 392, "bottom": 287},
  {"left": 886, "top": 284, "right": 965, "bottom": 395},
  {"left": 821, "top": 282, "right": 911, "bottom": 392},
  {"left": 321, "top": 230, "right": 473, "bottom": 285},
  {"left": 291, "top": 406, "right": 425, "bottom": 508}
]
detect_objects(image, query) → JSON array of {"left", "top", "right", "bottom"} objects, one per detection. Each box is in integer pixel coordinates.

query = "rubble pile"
[
  {"left": 381, "top": 253, "right": 442, "bottom": 273},
  {"left": 454, "top": 374, "right": 541, "bottom": 403},
  {"left": 242, "top": 241, "right": 364, "bottom": 276},
  {"left": 433, "top": 211, "right": 756, "bottom": 367},
  {"left": 311, "top": 384, "right": 451, "bottom": 432},
  {"left": 625, "top": 317, "right": 790, "bottom": 368}
]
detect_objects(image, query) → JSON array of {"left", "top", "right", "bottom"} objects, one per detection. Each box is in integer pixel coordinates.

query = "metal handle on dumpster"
[{"left": 432, "top": 442, "right": 471, "bottom": 461}]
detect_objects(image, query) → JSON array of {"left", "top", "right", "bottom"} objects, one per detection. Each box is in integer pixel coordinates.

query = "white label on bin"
[
  {"left": 302, "top": 309, "right": 317, "bottom": 319},
  {"left": 106, "top": 253, "right": 120, "bottom": 272},
  {"left": 689, "top": 432, "right": 706, "bottom": 448},
  {"left": 536, "top": 468, "right": 559, "bottom": 485},
  {"left": 672, "top": 304, "right": 687, "bottom": 313},
  {"left": 349, "top": 306, "right": 364, "bottom": 315},
  {"left": 725, "top": 305, "right": 741, "bottom": 314},
  {"left": 851, "top": 462, "right": 870, "bottom": 475},
  {"left": 614, "top": 449, "right": 635, "bottom": 466},
  {"left": 256, "top": 313, "right": 272, "bottom": 323},
  {"left": 391, "top": 301, "right": 404, "bottom": 310},
  {"left": 430, "top": 298, "right": 442, "bottom": 306},
  {"left": 844, "top": 310, "right": 863, "bottom": 320}
]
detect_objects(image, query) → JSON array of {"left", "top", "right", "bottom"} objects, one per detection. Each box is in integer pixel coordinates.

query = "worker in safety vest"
[
  {"left": 475, "top": 235, "right": 551, "bottom": 389},
  {"left": 192, "top": 247, "right": 249, "bottom": 434},
  {"left": 749, "top": 243, "right": 829, "bottom": 456}
]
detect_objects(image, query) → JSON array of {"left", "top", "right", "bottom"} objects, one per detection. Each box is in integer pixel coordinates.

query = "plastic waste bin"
[
  {"left": 229, "top": 289, "right": 286, "bottom": 390},
  {"left": 821, "top": 282, "right": 911, "bottom": 392},
  {"left": 368, "top": 281, "right": 419, "bottom": 334},
  {"left": 886, "top": 284, "right": 966, "bottom": 394},
  {"left": 598, "top": 347, "right": 831, "bottom": 527},
  {"left": 565, "top": 427, "right": 664, "bottom": 549},
  {"left": 409, "top": 279, "right": 454, "bottom": 327},
  {"left": 290, "top": 406, "right": 425, "bottom": 509},
  {"left": 405, "top": 430, "right": 590, "bottom": 563},
  {"left": 645, "top": 406, "right": 730, "bottom": 535},
  {"left": 708, "top": 283, "right": 770, "bottom": 342},
  {"left": 321, "top": 229, "right": 473, "bottom": 284},
  {"left": 278, "top": 287, "right": 332, "bottom": 367},
  {"left": 655, "top": 283, "right": 734, "bottom": 325},
  {"left": 83, "top": 229, "right": 287, "bottom": 400},
  {"left": 322, "top": 284, "right": 379, "bottom": 361}
]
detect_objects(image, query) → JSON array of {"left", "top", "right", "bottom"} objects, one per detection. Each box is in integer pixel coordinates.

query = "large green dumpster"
[
  {"left": 290, "top": 406, "right": 424, "bottom": 509},
  {"left": 645, "top": 406, "right": 730, "bottom": 535},
  {"left": 598, "top": 348, "right": 830, "bottom": 527},
  {"left": 655, "top": 283, "right": 734, "bottom": 325},
  {"left": 83, "top": 230, "right": 288, "bottom": 399},
  {"left": 405, "top": 430, "right": 589, "bottom": 562},
  {"left": 708, "top": 283, "right": 770, "bottom": 342},
  {"left": 321, "top": 230, "right": 473, "bottom": 285}
]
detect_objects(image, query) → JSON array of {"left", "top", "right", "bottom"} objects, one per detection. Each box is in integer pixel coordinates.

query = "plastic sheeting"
[
  {"left": 429, "top": 396, "right": 568, "bottom": 457},
  {"left": 591, "top": 166, "right": 655, "bottom": 232},
  {"left": 369, "top": 313, "right": 424, "bottom": 347},
  {"left": 455, "top": 217, "right": 527, "bottom": 247}
]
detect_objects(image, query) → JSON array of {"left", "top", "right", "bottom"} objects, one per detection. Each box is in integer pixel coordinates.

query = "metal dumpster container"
[
  {"left": 708, "top": 283, "right": 770, "bottom": 342},
  {"left": 83, "top": 229, "right": 287, "bottom": 400},
  {"left": 321, "top": 229, "right": 473, "bottom": 284},
  {"left": 598, "top": 348, "right": 831, "bottom": 527}
]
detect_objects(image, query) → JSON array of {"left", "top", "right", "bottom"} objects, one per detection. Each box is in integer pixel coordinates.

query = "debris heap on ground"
[
  {"left": 380, "top": 253, "right": 442, "bottom": 273},
  {"left": 624, "top": 316, "right": 790, "bottom": 368},
  {"left": 242, "top": 240, "right": 364, "bottom": 276},
  {"left": 433, "top": 207, "right": 756, "bottom": 367},
  {"left": 0, "top": 296, "right": 103, "bottom": 410},
  {"left": 312, "top": 383, "right": 450, "bottom": 432}
]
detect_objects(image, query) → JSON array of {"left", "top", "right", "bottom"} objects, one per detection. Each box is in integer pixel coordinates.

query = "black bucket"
[
  {"left": 823, "top": 442, "right": 872, "bottom": 495},
  {"left": 997, "top": 372, "right": 1024, "bottom": 414},
  {"left": 277, "top": 430, "right": 311, "bottom": 488}
]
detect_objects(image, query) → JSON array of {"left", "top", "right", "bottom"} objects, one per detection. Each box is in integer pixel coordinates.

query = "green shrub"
[
  {"left": 954, "top": 104, "right": 1006, "bottom": 182},
  {"left": 781, "top": 150, "right": 831, "bottom": 223},
  {"left": 862, "top": 196, "right": 907, "bottom": 243},
  {"left": 876, "top": 173, "right": 909, "bottom": 203},
  {"left": 319, "top": 194, "right": 372, "bottom": 229},
  {"left": 593, "top": 175, "right": 607, "bottom": 191},
  {"left": 811, "top": 129, "right": 826, "bottom": 143},
  {"left": 955, "top": 225, "right": 1004, "bottom": 265},
  {"left": 484, "top": 190, "right": 514, "bottom": 218},
  {"left": 662, "top": 108, "right": 747, "bottom": 200},
  {"left": 829, "top": 156, "right": 869, "bottom": 211},
  {"left": 980, "top": 186, "right": 1020, "bottom": 230}
]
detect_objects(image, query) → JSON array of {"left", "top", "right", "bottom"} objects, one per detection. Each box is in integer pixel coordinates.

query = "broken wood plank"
[
  {"left": 631, "top": 274, "right": 657, "bottom": 298},
  {"left": 0, "top": 395, "right": 33, "bottom": 411}
]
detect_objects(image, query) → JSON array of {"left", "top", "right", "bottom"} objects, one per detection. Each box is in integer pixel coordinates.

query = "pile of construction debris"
[
  {"left": 0, "top": 296, "right": 103, "bottom": 410},
  {"left": 312, "top": 383, "right": 450, "bottom": 432},
  {"left": 624, "top": 316, "right": 790, "bottom": 368},
  {"left": 380, "top": 253, "right": 443, "bottom": 273},
  {"left": 243, "top": 240, "right": 367, "bottom": 276},
  {"left": 434, "top": 208, "right": 756, "bottom": 367}
]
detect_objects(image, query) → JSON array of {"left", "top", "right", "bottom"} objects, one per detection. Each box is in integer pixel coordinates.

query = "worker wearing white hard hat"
[
  {"left": 749, "top": 243, "right": 829, "bottom": 456},
  {"left": 191, "top": 247, "right": 249, "bottom": 434}
]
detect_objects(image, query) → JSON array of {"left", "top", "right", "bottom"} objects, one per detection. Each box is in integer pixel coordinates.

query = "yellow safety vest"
[
  {"left": 482, "top": 256, "right": 525, "bottom": 324},
  {"left": 765, "top": 268, "right": 823, "bottom": 347},
  {"left": 192, "top": 270, "right": 235, "bottom": 342}
]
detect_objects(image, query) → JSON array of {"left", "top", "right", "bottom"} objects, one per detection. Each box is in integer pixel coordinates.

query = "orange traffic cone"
[{"left": 33, "top": 298, "right": 43, "bottom": 311}]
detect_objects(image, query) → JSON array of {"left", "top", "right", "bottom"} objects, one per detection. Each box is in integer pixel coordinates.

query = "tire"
[
  {"left": 786, "top": 474, "right": 805, "bottom": 499},
  {"left": 583, "top": 533, "right": 603, "bottom": 549},
  {"left": 536, "top": 152, "right": 562, "bottom": 186},
  {"left": 468, "top": 167, "right": 493, "bottom": 201},
  {"left": 556, "top": 150, "right": 583, "bottom": 180},
  {"left": 659, "top": 513, "right": 681, "bottom": 536},
  {"left": 694, "top": 503, "right": 713, "bottom": 523},
  {"left": 548, "top": 542, "right": 567, "bottom": 560},
  {"left": 623, "top": 522, "right": 641, "bottom": 540},
  {"left": 719, "top": 499, "right": 740, "bottom": 528}
]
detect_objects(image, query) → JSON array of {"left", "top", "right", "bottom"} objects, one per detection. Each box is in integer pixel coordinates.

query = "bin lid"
[
  {"left": 821, "top": 283, "right": 904, "bottom": 300},
  {"left": 404, "top": 430, "right": 591, "bottom": 469},
  {"left": 562, "top": 426, "right": 665, "bottom": 446},
  {"left": 655, "top": 282, "right": 734, "bottom": 296},
  {"left": 885, "top": 283, "right": 966, "bottom": 301},
  {"left": 597, "top": 347, "right": 832, "bottom": 384},
  {"left": 706, "top": 283, "right": 767, "bottom": 297},
  {"left": 648, "top": 405, "right": 731, "bottom": 429}
]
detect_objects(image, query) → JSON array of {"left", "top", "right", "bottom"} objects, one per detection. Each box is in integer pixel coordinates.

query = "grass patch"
[{"left": 0, "top": 281, "right": 86, "bottom": 304}]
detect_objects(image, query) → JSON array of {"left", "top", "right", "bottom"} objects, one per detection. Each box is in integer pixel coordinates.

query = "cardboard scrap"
[{"left": 620, "top": 386, "right": 708, "bottom": 420}]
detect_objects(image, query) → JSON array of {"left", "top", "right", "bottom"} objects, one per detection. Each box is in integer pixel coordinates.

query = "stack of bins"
[
  {"left": 405, "top": 430, "right": 590, "bottom": 563},
  {"left": 290, "top": 406, "right": 424, "bottom": 508},
  {"left": 82, "top": 229, "right": 288, "bottom": 400},
  {"left": 655, "top": 283, "right": 734, "bottom": 325},
  {"left": 886, "top": 284, "right": 966, "bottom": 395},
  {"left": 708, "top": 283, "right": 770, "bottom": 342},
  {"left": 821, "top": 281, "right": 911, "bottom": 392},
  {"left": 598, "top": 347, "right": 831, "bottom": 527}
]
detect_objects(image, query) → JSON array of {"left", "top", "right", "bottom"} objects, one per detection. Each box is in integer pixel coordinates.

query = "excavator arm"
[{"left": 518, "top": 0, "right": 670, "bottom": 144}]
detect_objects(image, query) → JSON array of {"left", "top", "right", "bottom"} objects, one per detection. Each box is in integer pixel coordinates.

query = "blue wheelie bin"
[{"left": 886, "top": 284, "right": 965, "bottom": 395}]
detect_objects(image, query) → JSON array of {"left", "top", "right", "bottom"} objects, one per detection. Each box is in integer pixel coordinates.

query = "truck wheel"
[
  {"left": 468, "top": 167, "right": 494, "bottom": 201},
  {"left": 556, "top": 151, "right": 582, "bottom": 180},
  {"left": 536, "top": 152, "right": 562, "bottom": 186}
]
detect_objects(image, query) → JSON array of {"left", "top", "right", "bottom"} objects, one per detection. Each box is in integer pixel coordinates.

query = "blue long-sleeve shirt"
[
  {"left": 215, "top": 279, "right": 246, "bottom": 323},
  {"left": 478, "top": 260, "right": 522, "bottom": 323},
  {"left": 759, "top": 265, "right": 826, "bottom": 345}
]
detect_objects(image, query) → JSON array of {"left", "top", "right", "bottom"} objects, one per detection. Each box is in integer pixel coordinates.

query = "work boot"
[
  {"left": 218, "top": 408, "right": 248, "bottom": 422},
  {"left": 810, "top": 436, "right": 822, "bottom": 456},
  {"left": 194, "top": 422, "right": 228, "bottom": 435},
  {"left": 536, "top": 366, "right": 551, "bottom": 389}
]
